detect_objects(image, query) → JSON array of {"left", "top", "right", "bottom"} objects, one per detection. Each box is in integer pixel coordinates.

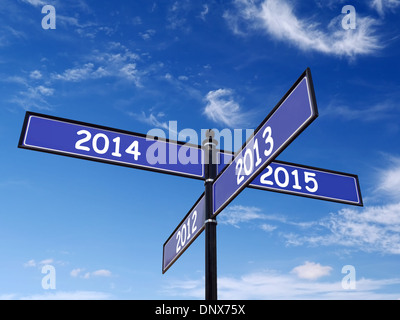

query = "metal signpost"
[{"left": 18, "top": 68, "right": 363, "bottom": 301}]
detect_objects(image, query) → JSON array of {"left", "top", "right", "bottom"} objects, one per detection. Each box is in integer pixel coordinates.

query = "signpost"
[
  {"left": 212, "top": 68, "right": 318, "bottom": 217},
  {"left": 18, "top": 68, "right": 364, "bottom": 300}
]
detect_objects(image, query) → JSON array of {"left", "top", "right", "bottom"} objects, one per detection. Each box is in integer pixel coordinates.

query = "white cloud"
[
  {"left": 120, "top": 63, "right": 141, "bottom": 87},
  {"left": 167, "top": 0, "right": 191, "bottom": 32},
  {"left": 21, "top": 0, "right": 47, "bottom": 7},
  {"left": 219, "top": 204, "right": 285, "bottom": 229},
  {"left": 5, "top": 73, "right": 54, "bottom": 111},
  {"left": 39, "top": 258, "right": 54, "bottom": 265},
  {"left": 24, "top": 259, "right": 36, "bottom": 268},
  {"left": 29, "top": 70, "right": 42, "bottom": 79},
  {"left": 20, "top": 291, "right": 112, "bottom": 300},
  {"left": 219, "top": 205, "right": 266, "bottom": 228},
  {"left": 200, "top": 4, "right": 209, "bottom": 20},
  {"left": 128, "top": 111, "right": 169, "bottom": 130},
  {"left": 70, "top": 268, "right": 83, "bottom": 277},
  {"left": 91, "top": 269, "right": 112, "bottom": 277},
  {"left": 11, "top": 85, "right": 54, "bottom": 110},
  {"left": 257, "top": 156, "right": 400, "bottom": 255},
  {"left": 377, "top": 156, "right": 400, "bottom": 199},
  {"left": 324, "top": 100, "right": 398, "bottom": 122},
  {"left": 0, "top": 294, "right": 17, "bottom": 300},
  {"left": 36, "top": 86, "right": 54, "bottom": 96},
  {"left": 260, "top": 223, "right": 277, "bottom": 232},
  {"left": 54, "top": 63, "right": 97, "bottom": 82},
  {"left": 163, "top": 270, "right": 400, "bottom": 299},
  {"left": 291, "top": 261, "right": 333, "bottom": 280},
  {"left": 225, "top": 0, "right": 382, "bottom": 58},
  {"left": 53, "top": 44, "right": 142, "bottom": 86},
  {"left": 139, "top": 29, "right": 156, "bottom": 40},
  {"left": 74, "top": 268, "right": 113, "bottom": 279},
  {"left": 285, "top": 202, "right": 400, "bottom": 255},
  {"left": 204, "top": 89, "right": 244, "bottom": 128},
  {"left": 370, "top": 0, "right": 400, "bottom": 15}
]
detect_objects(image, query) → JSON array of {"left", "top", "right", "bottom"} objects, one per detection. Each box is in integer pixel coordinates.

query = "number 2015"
[{"left": 260, "top": 166, "right": 319, "bottom": 193}]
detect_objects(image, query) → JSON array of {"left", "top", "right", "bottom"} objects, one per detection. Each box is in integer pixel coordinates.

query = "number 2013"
[{"left": 236, "top": 126, "right": 274, "bottom": 185}]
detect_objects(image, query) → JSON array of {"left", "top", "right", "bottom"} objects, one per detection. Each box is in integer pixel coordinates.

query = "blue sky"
[{"left": 1, "top": 0, "right": 400, "bottom": 300}]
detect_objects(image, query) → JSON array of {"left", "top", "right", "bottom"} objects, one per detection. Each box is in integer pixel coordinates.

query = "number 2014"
[{"left": 75, "top": 130, "right": 141, "bottom": 160}]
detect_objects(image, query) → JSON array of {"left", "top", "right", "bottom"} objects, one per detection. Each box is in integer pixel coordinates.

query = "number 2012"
[
  {"left": 176, "top": 211, "right": 198, "bottom": 254},
  {"left": 75, "top": 130, "right": 141, "bottom": 160}
]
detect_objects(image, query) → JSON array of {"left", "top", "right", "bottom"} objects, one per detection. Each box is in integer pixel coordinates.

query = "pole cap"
[{"left": 202, "top": 129, "right": 218, "bottom": 149}]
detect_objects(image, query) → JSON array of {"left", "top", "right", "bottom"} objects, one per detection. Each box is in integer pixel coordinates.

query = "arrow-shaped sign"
[{"left": 212, "top": 68, "right": 318, "bottom": 217}]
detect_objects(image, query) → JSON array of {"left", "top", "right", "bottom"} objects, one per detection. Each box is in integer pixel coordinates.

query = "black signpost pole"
[{"left": 203, "top": 129, "right": 218, "bottom": 300}]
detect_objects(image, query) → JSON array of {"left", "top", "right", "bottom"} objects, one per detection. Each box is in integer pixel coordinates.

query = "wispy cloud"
[
  {"left": 53, "top": 44, "right": 142, "bottom": 86},
  {"left": 283, "top": 156, "right": 400, "bottom": 255},
  {"left": 370, "top": 0, "right": 400, "bottom": 16},
  {"left": 20, "top": 0, "right": 47, "bottom": 7},
  {"left": 70, "top": 268, "right": 112, "bottom": 279},
  {"left": 219, "top": 204, "right": 285, "bottom": 229},
  {"left": 204, "top": 88, "right": 251, "bottom": 128},
  {"left": 376, "top": 155, "right": 400, "bottom": 199},
  {"left": 23, "top": 258, "right": 63, "bottom": 268},
  {"left": 167, "top": 0, "right": 191, "bottom": 32},
  {"left": 225, "top": 0, "right": 382, "bottom": 58},
  {"left": 20, "top": 291, "right": 112, "bottom": 300},
  {"left": 199, "top": 4, "right": 209, "bottom": 21},
  {"left": 162, "top": 269, "right": 400, "bottom": 299},
  {"left": 6, "top": 75, "right": 55, "bottom": 110},
  {"left": 127, "top": 111, "right": 169, "bottom": 130},
  {"left": 284, "top": 201, "right": 400, "bottom": 255},
  {"left": 4, "top": 42, "right": 146, "bottom": 111},
  {"left": 324, "top": 100, "right": 398, "bottom": 122},
  {"left": 219, "top": 205, "right": 265, "bottom": 228}
]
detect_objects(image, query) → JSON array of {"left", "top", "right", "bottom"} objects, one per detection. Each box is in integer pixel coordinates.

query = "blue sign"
[
  {"left": 249, "top": 161, "right": 362, "bottom": 206},
  {"left": 163, "top": 194, "right": 205, "bottom": 273},
  {"left": 212, "top": 69, "right": 318, "bottom": 217},
  {"left": 18, "top": 112, "right": 204, "bottom": 179},
  {"left": 217, "top": 153, "right": 362, "bottom": 206}
]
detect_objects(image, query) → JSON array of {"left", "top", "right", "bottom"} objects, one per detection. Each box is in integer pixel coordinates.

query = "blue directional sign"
[
  {"left": 248, "top": 161, "right": 362, "bottom": 206},
  {"left": 18, "top": 112, "right": 204, "bottom": 179},
  {"left": 163, "top": 194, "right": 205, "bottom": 273},
  {"left": 218, "top": 153, "right": 362, "bottom": 206},
  {"left": 212, "top": 69, "right": 319, "bottom": 217}
]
